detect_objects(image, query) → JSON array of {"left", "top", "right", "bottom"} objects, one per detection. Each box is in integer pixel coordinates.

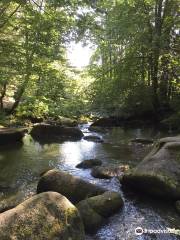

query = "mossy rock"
[
  {"left": 37, "top": 169, "right": 106, "bottom": 204},
  {"left": 76, "top": 191, "right": 123, "bottom": 233},
  {"left": 30, "top": 124, "right": 83, "bottom": 143},
  {"left": 121, "top": 136, "right": 180, "bottom": 200},
  {"left": 76, "top": 199, "right": 104, "bottom": 233},
  {"left": 0, "top": 192, "right": 85, "bottom": 240}
]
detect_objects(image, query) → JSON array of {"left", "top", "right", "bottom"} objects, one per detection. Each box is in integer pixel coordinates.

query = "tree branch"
[{"left": 0, "top": 4, "right": 21, "bottom": 29}]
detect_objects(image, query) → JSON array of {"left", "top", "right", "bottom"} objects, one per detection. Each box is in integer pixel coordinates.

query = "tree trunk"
[
  {"left": 7, "top": 73, "right": 30, "bottom": 115},
  {"left": 8, "top": 27, "right": 34, "bottom": 115},
  {"left": 0, "top": 82, "right": 7, "bottom": 110},
  {"left": 151, "top": 0, "right": 164, "bottom": 113}
]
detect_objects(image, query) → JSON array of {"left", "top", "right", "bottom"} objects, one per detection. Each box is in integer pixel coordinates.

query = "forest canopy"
[{"left": 0, "top": 0, "right": 179, "bottom": 126}]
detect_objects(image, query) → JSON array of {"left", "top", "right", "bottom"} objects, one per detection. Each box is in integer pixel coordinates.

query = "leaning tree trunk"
[
  {"left": 8, "top": 28, "right": 34, "bottom": 115},
  {"left": 8, "top": 73, "right": 30, "bottom": 115}
]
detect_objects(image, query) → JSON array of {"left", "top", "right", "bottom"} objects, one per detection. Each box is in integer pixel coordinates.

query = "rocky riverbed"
[{"left": 0, "top": 123, "right": 179, "bottom": 239}]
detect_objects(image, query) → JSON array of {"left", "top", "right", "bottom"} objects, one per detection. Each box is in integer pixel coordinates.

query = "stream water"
[{"left": 0, "top": 124, "right": 179, "bottom": 240}]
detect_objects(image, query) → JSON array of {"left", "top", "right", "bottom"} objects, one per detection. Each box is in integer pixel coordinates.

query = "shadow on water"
[{"left": 0, "top": 125, "right": 179, "bottom": 239}]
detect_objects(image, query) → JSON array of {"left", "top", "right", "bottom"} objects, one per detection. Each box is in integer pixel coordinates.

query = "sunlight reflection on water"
[{"left": 59, "top": 140, "right": 96, "bottom": 167}]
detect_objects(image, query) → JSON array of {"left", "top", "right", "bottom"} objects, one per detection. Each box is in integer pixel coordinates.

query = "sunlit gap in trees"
[
  {"left": 66, "top": 6, "right": 97, "bottom": 69},
  {"left": 67, "top": 41, "right": 96, "bottom": 69}
]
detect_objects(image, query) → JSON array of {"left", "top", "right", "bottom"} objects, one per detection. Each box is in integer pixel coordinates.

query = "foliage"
[
  {"left": 0, "top": 0, "right": 90, "bottom": 120},
  {"left": 0, "top": 0, "right": 179, "bottom": 124},
  {"left": 85, "top": 0, "right": 179, "bottom": 118}
]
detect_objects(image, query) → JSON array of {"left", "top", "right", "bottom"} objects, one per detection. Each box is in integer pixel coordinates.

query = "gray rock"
[
  {"left": 76, "top": 191, "right": 123, "bottom": 233},
  {"left": 76, "top": 159, "right": 102, "bottom": 169},
  {"left": 37, "top": 169, "right": 106, "bottom": 203},
  {"left": 30, "top": 123, "right": 83, "bottom": 142},
  {"left": 91, "top": 164, "right": 129, "bottom": 179},
  {"left": 121, "top": 136, "right": 180, "bottom": 199},
  {"left": 0, "top": 192, "right": 85, "bottom": 240}
]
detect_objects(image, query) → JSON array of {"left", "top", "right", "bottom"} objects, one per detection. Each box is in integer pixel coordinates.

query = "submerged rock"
[
  {"left": 0, "top": 192, "right": 85, "bottom": 240},
  {"left": 131, "top": 138, "right": 154, "bottom": 144},
  {"left": 91, "top": 164, "right": 129, "bottom": 179},
  {"left": 0, "top": 182, "right": 37, "bottom": 213},
  {"left": 76, "top": 159, "right": 102, "bottom": 169},
  {"left": 121, "top": 136, "right": 180, "bottom": 199},
  {"left": 83, "top": 135, "right": 104, "bottom": 143},
  {"left": 0, "top": 192, "right": 34, "bottom": 213},
  {"left": 37, "top": 169, "right": 106, "bottom": 203},
  {"left": 30, "top": 123, "right": 83, "bottom": 142},
  {"left": 76, "top": 191, "right": 123, "bottom": 233},
  {"left": 175, "top": 201, "right": 180, "bottom": 215},
  {"left": 0, "top": 128, "right": 26, "bottom": 145}
]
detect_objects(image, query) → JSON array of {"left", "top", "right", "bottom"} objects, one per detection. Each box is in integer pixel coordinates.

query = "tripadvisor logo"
[
  {"left": 135, "top": 227, "right": 143, "bottom": 236},
  {"left": 135, "top": 227, "right": 180, "bottom": 236}
]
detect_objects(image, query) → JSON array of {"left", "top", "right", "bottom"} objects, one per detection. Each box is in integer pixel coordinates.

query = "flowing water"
[{"left": 0, "top": 124, "right": 179, "bottom": 240}]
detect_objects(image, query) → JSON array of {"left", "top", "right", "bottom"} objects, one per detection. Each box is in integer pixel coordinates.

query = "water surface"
[{"left": 0, "top": 124, "right": 179, "bottom": 240}]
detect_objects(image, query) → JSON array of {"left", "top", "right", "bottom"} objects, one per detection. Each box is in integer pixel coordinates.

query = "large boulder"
[
  {"left": 0, "top": 192, "right": 85, "bottom": 240},
  {"left": 76, "top": 191, "right": 123, "bottom": 233},
  {"left": 76, "top": 159, "right": 102, "bottom": 169},
  {"left": 0, "top": 128, "right": 26, "bottom": 145},
  {"left": 91, "top": 164, "right": 129, "bottom": 179},
  {"left": 121, "top": 136, "right": 180, "bottom": 200},
  {"left": 30, "top": 123, "right": 83, "bottom": 142},
  {"left": 37, "top": 169, "right": 106, "bottom": 203}
]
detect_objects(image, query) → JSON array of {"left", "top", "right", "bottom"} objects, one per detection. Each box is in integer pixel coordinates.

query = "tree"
[
  {"left": 86, "top": 0, "right": 179, "bottom": 117},
  {"left": 0, "top": 0, "right": 78, "bottom": 117}
]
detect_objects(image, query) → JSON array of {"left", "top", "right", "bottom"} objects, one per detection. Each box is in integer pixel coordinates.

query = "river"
[{"left": 0, "top": 124, "right": 179, "bottom": 240}]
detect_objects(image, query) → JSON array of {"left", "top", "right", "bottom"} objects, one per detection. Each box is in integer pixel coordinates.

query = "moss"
[
  {"left": 76, "top": 200, "right": 104, "bottom": 233},
  {"left": 122, "top": 172, "right": 180, "bottom": 199},
  {"left": 0, "top": 192, "right": 85, "bottom": 240}
]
